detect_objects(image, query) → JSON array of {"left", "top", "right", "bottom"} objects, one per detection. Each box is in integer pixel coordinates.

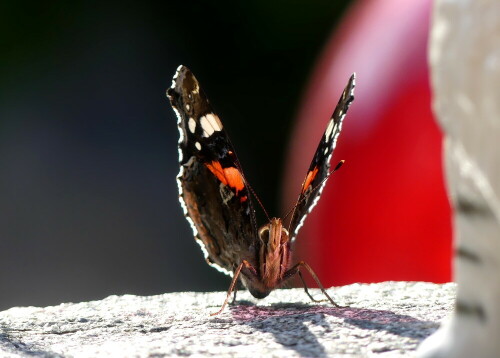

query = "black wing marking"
[
  {"left": 167, "top": 65, "right": 258, "bottom": 276},
  {"left": 288, "top": 73, "right": 355, "bottom": 242}
]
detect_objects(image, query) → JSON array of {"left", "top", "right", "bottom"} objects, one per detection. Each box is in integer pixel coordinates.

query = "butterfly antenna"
[
  {"left": 284, "top": 160, "right": 345, "bottom": 229},
  {"left": 244, "top": 179, "right": 271, "bottom": 222},
  {"left": 221, "top": 136, "right": 269, "bottom": 227}
]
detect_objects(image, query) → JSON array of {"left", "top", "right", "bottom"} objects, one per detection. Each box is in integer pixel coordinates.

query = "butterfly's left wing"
[
  {"left": 289, "top": 73, "right": 355, "bottom": 242},
  {"left": 167, "top": 65, "right": 259, "bottom": 277}
]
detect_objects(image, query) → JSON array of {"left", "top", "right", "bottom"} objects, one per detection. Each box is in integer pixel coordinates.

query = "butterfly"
[{"left": 167, "top": 65, "right": 355, "bottom": 315}]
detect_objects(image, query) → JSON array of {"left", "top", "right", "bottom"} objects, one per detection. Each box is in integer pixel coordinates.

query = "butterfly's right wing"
[
  {"left": 167, "top": 66, "right": 258, "bottom": 276},
  {"left": 288, "top": 74, "right": 355, "bottom": 242}
]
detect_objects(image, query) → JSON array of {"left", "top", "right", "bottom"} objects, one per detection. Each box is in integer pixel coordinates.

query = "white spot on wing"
[
  {"left": 188, "top": 118, "right": 196, "bottom": 133},
  {"left": 200, "top": 116, "right": 215, "bottom": 137},
  {"left": 199, "top": 113, "right": 223, "bottom": 137},
  {"left": 205, "top": 113, "right": 223, "bottom": 131},
  {"left": 195, "top": 142, "right": 201, "bottom": 150},
  {"left": 325, "top": 120, "right": 334, "bottom": 140}
]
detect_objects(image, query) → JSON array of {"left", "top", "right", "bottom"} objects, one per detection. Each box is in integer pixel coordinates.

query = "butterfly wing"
[
  {"left": 289, "top": 73, "right": 355, "bottom": 242},
  {"left": 167, "top": 65, "right": 258, "bottom": 276}
]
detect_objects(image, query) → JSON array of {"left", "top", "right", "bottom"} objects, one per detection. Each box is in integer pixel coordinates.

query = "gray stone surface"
[{"left": 0, "top": 282, "right": 454, "bottom": 357}]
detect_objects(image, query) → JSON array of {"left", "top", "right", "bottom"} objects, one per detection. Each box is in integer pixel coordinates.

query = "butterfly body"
[
  {"left": 167, "top": 65, "right": 355, "bottom": 313},
  {"left": 240, "top": 217, "right": 291, "bottom": 298}
]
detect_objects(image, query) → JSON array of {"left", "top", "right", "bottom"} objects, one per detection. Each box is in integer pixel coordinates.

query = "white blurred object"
[{"left": 419, "top": 0, "right": 500, "bottom": 357}]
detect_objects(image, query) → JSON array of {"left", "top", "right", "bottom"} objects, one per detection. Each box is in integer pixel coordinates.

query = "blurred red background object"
[{"left": 284, "top": 0, "right": 452, "bottom": 286}]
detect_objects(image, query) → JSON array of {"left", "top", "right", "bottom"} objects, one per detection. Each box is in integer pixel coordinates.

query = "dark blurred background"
[{"left": 0, "top": 1, "right": 352, "bottom": 310}]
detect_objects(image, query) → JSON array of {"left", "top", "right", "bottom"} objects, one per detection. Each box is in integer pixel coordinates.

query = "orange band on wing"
[
  {"left": 302, "top": 166, "right": 319, "bottom": 193},
  {"left": 205, "top": 161, "right": 226, "bottom": 184},
  {"left": 205, "top": 161, "right": 245, "bottom": 195},
  {"left": 223, "top": 166, "right": 245, "bottom": 192}
]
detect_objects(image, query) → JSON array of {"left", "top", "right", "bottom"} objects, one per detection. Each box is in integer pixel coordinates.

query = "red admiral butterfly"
[{"left": 167, "top": 66, "right": 355, "bottom": 315}]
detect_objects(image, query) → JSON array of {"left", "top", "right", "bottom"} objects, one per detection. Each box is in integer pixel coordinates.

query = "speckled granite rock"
[{"left": 0, "top": 282, "right": 454, "bottom": 357}]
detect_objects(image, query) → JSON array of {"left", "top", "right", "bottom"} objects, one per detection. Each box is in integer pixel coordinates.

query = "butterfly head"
[{"left": 257, "top": 218, "right": 291, "bottom": 289}]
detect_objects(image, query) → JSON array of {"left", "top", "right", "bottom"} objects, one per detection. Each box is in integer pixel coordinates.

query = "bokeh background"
[{"left": 0, "top": 0, "right": 451, "bottom": 311}]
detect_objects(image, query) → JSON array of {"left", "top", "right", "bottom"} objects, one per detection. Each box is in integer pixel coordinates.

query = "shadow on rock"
[
  {"left": 227, "top": 302, "right": 438, "bottom": 357},
  {"left": 0, "top": 331, "right": 64, "bottom": 358}
]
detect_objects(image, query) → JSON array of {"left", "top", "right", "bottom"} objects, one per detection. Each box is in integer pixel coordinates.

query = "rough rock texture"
[
  {"left": 0, "top": 282, "right": 454, "bottom": 357},
  {"left": 419, "top": 1, "right": 500, "bottom": 357}
]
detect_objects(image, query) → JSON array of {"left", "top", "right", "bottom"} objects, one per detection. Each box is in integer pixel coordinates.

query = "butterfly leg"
[
  {"left": 283, "top": 261, "right": 342, "bottom": 308},
  {"left": 230, "top": 282, "right": 239, "bottom": 305},
  {"left": 297, "top": 270, "right": 328, "bottom": 303},
  {"left": 210, "top": 260, "right": 253, "bottom": 316}
]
